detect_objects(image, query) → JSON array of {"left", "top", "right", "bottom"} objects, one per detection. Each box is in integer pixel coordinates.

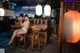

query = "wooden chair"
[
  {"left": 17, "top": 33, "right": 27, "bottom": 49},
  {"left": 36, "top": 19, "right": 40, "bottom": 24},
  {"left": 31, "top": 28, "right": 41, "bottom": 49},
  {"left": 39, "top": 19, "right": 48, "bottom": 47},
  {"left": 30, "top": 19, "right": 48, "bottom": 48},
  {"left": 40, "top": 31, "right": 47, "bottom": 47},
  {"left": 40, "top": 19, "right": 43, "bottom": 25},
  {"left": 33, "top": 19, "right": 37, "bottom": 24}
]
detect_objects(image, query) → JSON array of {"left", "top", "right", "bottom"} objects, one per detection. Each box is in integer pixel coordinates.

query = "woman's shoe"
[{"left": 7, "top": 41, "right": 13, "bottom": 46}]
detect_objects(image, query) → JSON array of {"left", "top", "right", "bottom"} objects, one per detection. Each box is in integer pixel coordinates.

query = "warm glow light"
[
  {"left": 36, "top": 5, "right": 42, "bottom": 16},
  {"left": 44, "top": 5, "right": 51, "bottom": 16},
  {"left": 0, "top": 8, "right": 5, "bottom": 16},
  {"left": 63, "top": 10, "right": 80, "bottom": 43}
]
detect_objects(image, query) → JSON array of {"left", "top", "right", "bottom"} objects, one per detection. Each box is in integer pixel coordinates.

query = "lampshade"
[
  {"left": 44, "top": 5, "right": 51, "bottom": 16},
  {"left": 36, "top": 5, "right": 42, "bottom": 16},
  {"left": 63, "top": 10, "right": 80, "bottom": 43},
  {"left": 0, "top": 8, "right": 5, "bottom": 16}
]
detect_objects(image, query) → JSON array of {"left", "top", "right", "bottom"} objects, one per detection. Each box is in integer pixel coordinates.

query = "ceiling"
[
  {"left": 10, "top": 0, "right": 49, "bottom": 6},
  {"left": 1, "top": 0, "right": 60, "bottom": 9},
  {"left": 14, "top": 0, "right": 60, "bottom": 8}
]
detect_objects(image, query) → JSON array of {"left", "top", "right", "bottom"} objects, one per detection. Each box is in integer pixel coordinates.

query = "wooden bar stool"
[
  {"left": 39, "top": 20, "right": 48, "bottom": 47},
  {"left": 31, "top": 28, "right": 41, "bottom": 49},
  {"left": 13, "top": 33, "right": 27, "bottom": 49},
  {"left": 40, "top": 31, "right": 47, "bottom": 47},
  {"left": 18, "top": 33, "right": 27, "bottom": 48}
]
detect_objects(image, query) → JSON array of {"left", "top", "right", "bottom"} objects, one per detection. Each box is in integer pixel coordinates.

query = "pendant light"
[
  {"left": 36, "top": 4, "right": 42, "bottom": 16},
  {"left": 63, "top": 10, "right": 80, "bottom": 43},
  {"left": 0, "top": 8, "right": 5, "bottom": 16},
  {"left": 44, "top": 4, "right": 51, "bottom": 16}
]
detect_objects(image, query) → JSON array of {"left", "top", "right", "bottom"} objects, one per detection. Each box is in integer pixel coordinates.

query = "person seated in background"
[{"left": 7, "top": 14, "right": 30, "bottom": 45}]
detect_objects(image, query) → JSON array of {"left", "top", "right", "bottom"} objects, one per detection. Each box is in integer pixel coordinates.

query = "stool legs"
[
  {"left": 17, "top": 34, "right": 27, "bottom": 49},
  {"left": 38, "top": 39, "right": 40, "bottom": 49},
  {"left": 24, "top": 34, "right": 26, "bottom": 46},
  {"left": 31, "top": 35, "right": 34, "bottom": 48},
  {"left": 44, "top": 32, "right": 47, "bottom": 46},
  {"left": 40, "top": 32, "right": 47, "bottom": 47},
  {"left": 31, "top": 33, "right": 41, "bottom": 49}
]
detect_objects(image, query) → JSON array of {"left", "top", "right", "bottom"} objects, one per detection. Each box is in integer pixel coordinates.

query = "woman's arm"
[{"left": 18, "top": 18, "right": 23, "bottom": 26}]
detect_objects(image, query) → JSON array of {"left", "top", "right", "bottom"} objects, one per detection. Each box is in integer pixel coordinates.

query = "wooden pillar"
[{"left": 58, "top": 1, "right": 64, "bottom": 53}]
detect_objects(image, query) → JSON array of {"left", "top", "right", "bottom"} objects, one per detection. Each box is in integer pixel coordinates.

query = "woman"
[{"left": 7, "top": 14, "right": 30, "bottom": 45}]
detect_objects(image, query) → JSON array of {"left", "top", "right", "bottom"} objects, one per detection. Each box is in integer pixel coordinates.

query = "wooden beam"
[{"left": 58, "top": 1, "right": 64, "bottom": 53}]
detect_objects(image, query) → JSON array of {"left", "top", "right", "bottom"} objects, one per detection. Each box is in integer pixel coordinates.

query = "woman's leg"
[
  {"left": 16, "top": 30, "right": 27, "bottom": 41},
  {"left": 7, "top": 29, "right": 22, "bottom": 45}
]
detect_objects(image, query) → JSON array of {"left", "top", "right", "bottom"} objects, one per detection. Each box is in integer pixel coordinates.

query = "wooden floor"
[
  {"left": 1, "top": 40, "right": 80, "bottom": 53},
  {"left": 62, "top": 41, "right": 80, "bottom": 53},
  {"left": 3, "top": 43, "right": 58, "bottom": 53}
]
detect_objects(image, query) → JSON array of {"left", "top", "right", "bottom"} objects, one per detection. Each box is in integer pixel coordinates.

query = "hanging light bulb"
[
  {"left": 36, "top": 4, "right": 42, "bottom": 16},
  {"left": 0, "top": 8, "right": 5, "bottom": 16},
  {"left": 44, "top": 4, "right": 51, "bottom": 16}
]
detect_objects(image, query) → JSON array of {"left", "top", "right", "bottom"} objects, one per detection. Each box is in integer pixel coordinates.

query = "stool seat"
[{"left": 32, "top": 28, "right": 40, "bottom": 31}]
